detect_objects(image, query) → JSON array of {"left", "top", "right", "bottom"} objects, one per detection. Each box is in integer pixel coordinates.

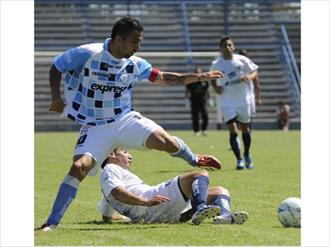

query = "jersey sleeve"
[
  {"left": 136, "top": 58, "right": 159, "bottom": 82},
  {"left": 53, "top": 47, "right": 91, "bottom": 73},
  {"left": 242, "top": 56, "right": 259, "bottom": 74},
  {"left": 100, "top": 165, "right": 125, "bottom": 197}
]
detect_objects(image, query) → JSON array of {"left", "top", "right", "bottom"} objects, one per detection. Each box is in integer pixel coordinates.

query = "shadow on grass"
[
  {"left": 153, "top": 169, "right": 194, "bottom": 174},
  {"left": 77, "top": 220, "right": 131, "bottom": 225},
  {"left": 70, "top": 221, "right": 172, "bottom": 231}
]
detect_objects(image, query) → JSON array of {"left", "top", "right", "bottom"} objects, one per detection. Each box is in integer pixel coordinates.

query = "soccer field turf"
[{"left": 35, "top": 130, "right": 300, "bottom": 246}]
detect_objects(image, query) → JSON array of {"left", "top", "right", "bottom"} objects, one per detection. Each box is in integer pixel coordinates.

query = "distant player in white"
[
  {"left": 36, "top": 17, "right": 224, "bottom": 232},
  {"left": 98, "top": 148, "right": 248, "bottom": 225},
  {"left": 210, "top": 37, "right": 259, "bottom": 170}
]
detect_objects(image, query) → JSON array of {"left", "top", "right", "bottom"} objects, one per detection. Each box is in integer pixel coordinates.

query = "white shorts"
[
  {"left": 221, "top": 104, "right": 251, "bottom": 124},
  {"left": 102, "top": 176, "right": 189, "bottom": 223},
  {"left": 74, "top": 111, "right": 162, "bottom": 176}
]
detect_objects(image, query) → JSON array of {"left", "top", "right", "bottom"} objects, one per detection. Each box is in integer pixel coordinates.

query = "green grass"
[{"left": 35, "top": 130, "right": 300, "bottom": 246}]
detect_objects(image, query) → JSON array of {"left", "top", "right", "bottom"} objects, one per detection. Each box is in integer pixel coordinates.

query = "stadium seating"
[{"left": 34, "top": 0, "right": 301, "bottom": 131}]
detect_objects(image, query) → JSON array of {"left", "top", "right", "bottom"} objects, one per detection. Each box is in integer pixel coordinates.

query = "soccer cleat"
[
  {"left": 236, "top": 159, "right": 244, "bottom": 170},
  {"left": 244, "top": 155, "right": 254, "bottom": 169},
  {"left": 213, "top": 211, "right": 249, "bottom": 225},
  {"left": 179, "top": 208, "right": 195, "bottom": 222},
  {"left": 196, "top": 155, "right": 222, "bottom": 171},
  {"left": 194, "top": 131, "right": 201, "bottom": 136},
  {"left": 191, "top": 205, "right": 220, "bottom": 225},
  {"left": 35, "top": 223, "right": 57, "bottom": 232}
]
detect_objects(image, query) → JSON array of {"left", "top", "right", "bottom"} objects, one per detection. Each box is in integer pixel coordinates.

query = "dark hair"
[
  {"left": 101, "top": 158, "right": 108, "bottom": 169},
  {"left": 238, "top": 49, "right": 248, "bottom": 57},
  {"left": 111, "top": 16, "right": 144, "bottom": 39},
  {"left": 219, "top": 36, "right": 233, "bottom": 48},
  {"left": 101, "top": 148, "right": 119, "bottom": 169}
]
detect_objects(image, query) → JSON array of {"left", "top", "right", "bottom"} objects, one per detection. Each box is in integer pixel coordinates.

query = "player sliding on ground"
[
  {"left": 98, "top": 148, "right": 249, "bottom": 225},
  {"left": 36, "top": 16, "right": 223, "bottom": 231}
]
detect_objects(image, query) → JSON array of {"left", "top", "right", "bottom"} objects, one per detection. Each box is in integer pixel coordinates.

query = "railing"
[
  {"left": 180, "top": 2, "right": 194, "bottom": 69},
  {"left": 280, "top": 24, "right": 301, "bottom": 92},
  {"left": 279, "top": 24, "right": 300, "bottom": 115}
]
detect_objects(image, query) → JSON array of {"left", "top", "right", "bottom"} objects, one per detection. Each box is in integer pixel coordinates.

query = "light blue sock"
[
  {"left": 46, "top": 175, "right": 80, "bottom": 225},
  {"left": 170, "top": 136, "right": 197, "bottom": 166},
  {"left": 214, "top": 194, "right": 231, "bottom": 216},
  {"left": 191, "top": 175, "right": 209, "bottom": 211}
]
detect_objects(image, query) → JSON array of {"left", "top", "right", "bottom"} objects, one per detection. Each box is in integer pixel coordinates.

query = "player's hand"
[
  {"left": 240, "top": 75, "right": 250, "bottom": 83},
  {"left": 256, "top": 97, "right": 262, "bottom": 106},
  {"left": 202, "top": 71, "right": 224, "bottom": 80},
  {"left": 146, "top": 195, "right": 170, "bottom": 207},
  {"left": 214, "top": 85, "right": 224, "bottom": 95},
  {"left": 49, "top": 98, "right": 65, "bottom": 113}
]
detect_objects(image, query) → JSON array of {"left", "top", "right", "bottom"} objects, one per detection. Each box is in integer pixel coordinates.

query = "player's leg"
[
  {"left": 241, "top": 123, "right": 253, "bottom": 169},
  {"left": 178, "top": 171, "right": 220, "bottom": 225},
  {"left": 38, "top": 154, "right": 95, "bottom": 231},
  {"left": 146, "top": 129, "right": 221, "bottom": 170},
  {"left": 37, "top": 125, "right": 115, "bottom": 231},
  {"left": 237, "top": 105, "right": 253, "bottom": 169},
  {"left": 227, "top": 119, "right": 244, "bottom": 170},
  {"left": 201, "top": 100, "right": 208, "bottom": 135},
  {"left": 117, "top": 111, "right": 221, "bottom": 170},
  {"left": 222, "top": 106, "right": 243, "bottom": 169},
  {"left": 207, "top": 187, "right": 231, "bottom": 217},
  {"left": 191, "top": 101, "right": 200, "bottom": 135},
  {"left": 208, "top": 186, "right": 248, "bottom": 224}
]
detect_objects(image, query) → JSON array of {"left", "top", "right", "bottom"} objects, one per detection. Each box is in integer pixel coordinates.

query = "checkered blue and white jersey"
[{"left": 54, "top": 38, "right": 159, "bottom": 126}]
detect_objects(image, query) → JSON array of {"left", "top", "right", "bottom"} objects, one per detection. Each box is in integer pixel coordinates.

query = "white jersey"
[
  {"left": 210, "top": 54, "right": 258, "bottom": 107},
  {"left": 100, "top": 163, "right": 151, "bottom": 198},
  {"left": 99, "top": 164, "right": 188, "bottom": 223}
]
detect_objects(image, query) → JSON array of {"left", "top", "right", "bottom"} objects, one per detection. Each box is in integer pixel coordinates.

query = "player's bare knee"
[
  {"left": 71, "top": 158, "right": 93, "bottom": 179},
  {"left": 241, "top": 124, "right": 250, "bottom": 133},
  {"left": 192, "top": 170, "right": 208, "bottom": 178},
  {"left": 217, "top": 186, "right": 230, "bottom": 196}
]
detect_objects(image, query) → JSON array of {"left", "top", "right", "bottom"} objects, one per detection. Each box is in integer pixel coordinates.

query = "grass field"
[{"left": 35, "top": 130, "right": 300, "bottom": 246}]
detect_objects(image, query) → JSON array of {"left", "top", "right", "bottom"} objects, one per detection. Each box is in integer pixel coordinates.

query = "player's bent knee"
[
  {"left": 216, "top": 186, "right": 230, "bottom": 196},
  {"left": 192, "top": 170, "right": 209, "bottom": 178},
  {"left": 70, "top": 155, "right": 95, "bottom": 180}
]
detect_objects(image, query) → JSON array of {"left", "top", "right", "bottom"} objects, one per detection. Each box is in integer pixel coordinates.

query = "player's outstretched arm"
[
  {"left": 153, "top": 71, "right": 223, "bottom": 86},
  {"left": 49, "top": 64, "right": 65, "bottom": 113},
  {"left": 111, "top": 186, "right": 170, "bottom": 207}
]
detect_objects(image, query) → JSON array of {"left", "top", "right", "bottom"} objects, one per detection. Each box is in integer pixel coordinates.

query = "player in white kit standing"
[
  {"left": 210, "top": 37, "right": 259, "bottom": 170},
  {"left": 36, "top": 17, "right": 223, "bottom": 231}
]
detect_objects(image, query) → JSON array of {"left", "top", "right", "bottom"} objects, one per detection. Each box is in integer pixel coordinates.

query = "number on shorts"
[{"left": 76, "top": 134, "right": 87, "bottom": 146}]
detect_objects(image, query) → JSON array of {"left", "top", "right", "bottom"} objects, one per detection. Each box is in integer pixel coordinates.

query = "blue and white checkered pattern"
[{"left": 54, "top": 39, "right": 153, "bottom": 126}]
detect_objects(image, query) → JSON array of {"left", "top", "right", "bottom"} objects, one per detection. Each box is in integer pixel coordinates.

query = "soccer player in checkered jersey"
[
  {"left": 210, "top": 37, "right": 259, "bottom": 170},
  {"left": 36, "top": 16, "right": 223, "bottom": 231}
]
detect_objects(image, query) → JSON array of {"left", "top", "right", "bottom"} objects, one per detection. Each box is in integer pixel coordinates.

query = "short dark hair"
[
  {"left": 111, "top": 16, "right": 144, "bottom": 39},
  {"left": 101, "top": 157, "right": 108, "bottom": 169},
  {"left": 101, "top": 148, "right": 119, "bottom": 169},
  {"left": 219, "top": 36, "right": 233, "bottom": 47},
  {"left": 238, "top": 49, "right": 248, "bottom": 57}
]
